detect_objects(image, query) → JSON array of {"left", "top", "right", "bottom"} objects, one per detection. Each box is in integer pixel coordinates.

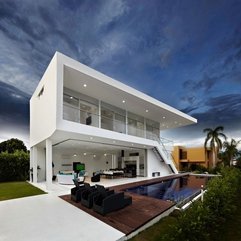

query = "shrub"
[
  {"left": 161, "top": 167, "right": 241, "bottom": 241},
  {"left": 0, "top": 150, "right": 30, "bottom": 182}
]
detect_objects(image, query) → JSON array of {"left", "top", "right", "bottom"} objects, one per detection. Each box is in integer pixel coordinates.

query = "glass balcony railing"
[{"left": 63, "top": 104, "right": 160, "bottom": 141}]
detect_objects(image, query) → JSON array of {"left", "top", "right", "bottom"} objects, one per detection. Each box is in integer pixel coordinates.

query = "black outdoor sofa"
[
  {"left": 71, "top": 182, "right": 94, "bottom": 202},
  {"left": 93, "top": 191, "right": 132, "bottom": 215},
  {"left": 71, "top": 182, "right": 132, "bottom": 215},
  {"left": 81, "top": 184, "right": 114, "bottom": 208}
]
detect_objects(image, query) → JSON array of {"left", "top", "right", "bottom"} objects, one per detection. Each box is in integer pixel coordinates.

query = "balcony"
[{"left": 63, "top": 103, "right": 160, "bottom": 141}]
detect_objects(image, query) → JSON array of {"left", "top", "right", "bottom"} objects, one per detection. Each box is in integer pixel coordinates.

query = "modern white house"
[{"left": 30, "top": 52, "right": 197, "bottom": 190}]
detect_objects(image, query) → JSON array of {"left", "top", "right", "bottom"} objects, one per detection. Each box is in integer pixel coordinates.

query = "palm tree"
[
  {"left": 203, "top": 126, "right": 227, "bottom": 168},
  {"left": 223, "top": 139, "right": 241, "bottom": 166}
]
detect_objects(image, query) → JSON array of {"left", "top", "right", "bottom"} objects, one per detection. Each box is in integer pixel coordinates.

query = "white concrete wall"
[
  {"left": 57, "top": 119, "right": 158, "bottom": 147},
  {"left": 146, "top": 149, "right": 172, "bottom": 177},
  {"left": 52, "top": 153, "right": 70, "bottom": 175},
  {"left": 30, "top": 54, "right": 58, "bottom": 147}
]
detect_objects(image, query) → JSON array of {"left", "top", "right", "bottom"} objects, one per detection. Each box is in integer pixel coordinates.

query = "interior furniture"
[
  {"left": 91, "top": 173, "right": 101, "bottom": 182},
  {"left": 57, "top": 172, "right": 76, "bottom": 185},
  {"left": 124, "top": 166, "right": 136, "bottom": 178},
  {"left": 93, "top": 191, "right": 132, "bottom": 215},
  {"left": 101, "top": 169, "right": 124, "bottom": 178}
]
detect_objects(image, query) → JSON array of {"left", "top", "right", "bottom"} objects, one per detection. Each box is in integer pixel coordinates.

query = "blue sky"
[{"left": 0, "top": 0, "right": 241, "bottom": 147}]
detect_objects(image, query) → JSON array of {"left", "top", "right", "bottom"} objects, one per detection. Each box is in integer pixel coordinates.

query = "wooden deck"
[{"left": 60, "top": 174, "right": 187, "bottom": 235}]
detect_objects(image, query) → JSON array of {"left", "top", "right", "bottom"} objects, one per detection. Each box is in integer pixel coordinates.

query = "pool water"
[{"left": 126, "top": 175, "right": 210, "bottom": 204}]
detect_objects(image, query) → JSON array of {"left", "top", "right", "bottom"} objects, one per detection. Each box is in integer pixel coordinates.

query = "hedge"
[
  {"left": 161, "top": 167, "right": 241, "bottom": 241},
  {"left": 0, "top": 151, "right": 30, "bottom": 182}
]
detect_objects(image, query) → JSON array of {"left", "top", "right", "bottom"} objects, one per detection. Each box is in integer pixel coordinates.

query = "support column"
[
  {"left": 98, "top": 100, "right": 101, "bottom": 128},
  {"left": 46, "top": 139, "right": 53, "bottom": 190},
  {"left": 144, "top": 118, "right": 146, "bottom": 138},
  {"left": 136, "top": 158, "right": 140, "bottom": 176},
  {"left": 32, "top": 146, "right": 38, "bottom": 183},
  {"left": 30, "top": 147, "right": 33, "bottom": 182},
  {"left": 125, "top": 110, "right": 128, "bottom": 134},
  {"left": 111, "top": 155, "right": 117, "bottom": 169}
]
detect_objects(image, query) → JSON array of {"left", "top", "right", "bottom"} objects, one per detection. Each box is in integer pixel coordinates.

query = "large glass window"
[
  {"left": 63, "top": 94, "right": 80, "bottom": 123},
  {"left": 146, "top": 119, "right": 160, "bottom": 140},
  {"left": 128, "top": 112, "right": 144, "bottom": 138},
  {"left": 63, "top": 88, "right": 99, "bottom": 127},
  {"left": 79, "top": 99, "right": 98, "bottom": 127},
  {"left": 101, "top": 102, "right": 126, "bottom": 133}
]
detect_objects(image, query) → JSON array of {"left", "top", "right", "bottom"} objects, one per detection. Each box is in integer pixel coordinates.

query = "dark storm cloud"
[
  {"left": 0, "top": 1, "right": 16, "bottom": 19},
  {"left": 191, "top": 94, "right": 241, "bottom": 126},
  {"left": 0, "top": 81, "right": 30, "bottom": 126},
  {"left": 183, "top": 74, "right": 220, "bottom": 93},
  {"left": 58, "top": 0, "right": 84, "bottom": 11},
  {"left": 0, "top": 0, "right": 241, "bottom": 145},
  {"left": 0, "top": 0, "right": 80, "bottom": 82}
]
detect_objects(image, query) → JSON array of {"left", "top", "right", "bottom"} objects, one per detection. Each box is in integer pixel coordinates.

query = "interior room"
[{"left": 52, "top": 139, "right": 146, "bottom": 182}]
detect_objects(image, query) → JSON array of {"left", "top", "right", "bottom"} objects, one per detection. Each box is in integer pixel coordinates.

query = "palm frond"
[{"left": 203, "top": 128, "right": 212, "bottom": 133}]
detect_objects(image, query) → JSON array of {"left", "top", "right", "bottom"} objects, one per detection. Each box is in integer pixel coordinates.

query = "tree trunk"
[
  {"left": 230, "top": 154, "right": 233, "bottom": 166},
  {"left": 212, "top": 149, "right": 216, "bottom": 168}
]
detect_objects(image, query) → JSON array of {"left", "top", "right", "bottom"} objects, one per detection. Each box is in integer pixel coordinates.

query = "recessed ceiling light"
[
  {"left": 93, "top": 154, "right": 96, "bottom": 158},
  {"left": 83, "top": 84, "right": 87, "bottom": 87},
  {"left": 83, "top": 153, "right": 87, "bottom": 156},
  {"left": 70, "top": 96, "right": 73, "bottom": 99},
  {"left": 163, "top": 116, "right": 166, "bottom": 119},
  {"left": 145, "top": 109, "right": 149, "bottom": 113},
  {"left": 104, "top": 153, "right": 107, "bottom": 156},
  {"left": 122, "top": 100, "right": 126, "bottom": 103},
  {"left": 73, "top": 154, "right": 77, "bottom": 157}
]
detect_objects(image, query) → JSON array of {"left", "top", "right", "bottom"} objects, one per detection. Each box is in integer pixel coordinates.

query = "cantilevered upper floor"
[{"left": 30, "top": 52, "right": 197, "bottom": 147}]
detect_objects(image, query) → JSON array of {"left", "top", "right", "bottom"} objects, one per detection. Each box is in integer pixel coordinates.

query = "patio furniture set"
[{"left": 71, "top": 180, "right": 132, "bottom": 215}]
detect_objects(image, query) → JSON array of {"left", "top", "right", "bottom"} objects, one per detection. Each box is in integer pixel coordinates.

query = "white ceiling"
[
  {"left": 63, "top": 64, "right": 197, "bottom": 130},
  {"left": 53, "top": 139, "right": 144, "bottom": 157}
]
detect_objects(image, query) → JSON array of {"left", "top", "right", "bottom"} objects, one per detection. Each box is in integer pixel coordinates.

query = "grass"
[
  {"left": 0, "top": 181, "right": 46, "bottom": 201},
  {"left": 129, "top": 215, "right": 177, "bottom": 241}
]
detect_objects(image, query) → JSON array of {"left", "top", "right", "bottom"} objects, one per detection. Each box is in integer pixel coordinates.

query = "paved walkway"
[
  {"left": 0, "top": 176, "right": 174, "bottom": 241},
  {"left": 0, "top": 194, "right": 124, "bottom": 241}
]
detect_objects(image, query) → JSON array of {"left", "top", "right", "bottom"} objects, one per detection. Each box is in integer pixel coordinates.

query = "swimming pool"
[{"left": 126, "top": 175, "right": 210, "bottom": 204}]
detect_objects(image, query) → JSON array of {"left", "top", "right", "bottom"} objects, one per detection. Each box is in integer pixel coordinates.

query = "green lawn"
[
  {"left": 129, "top": 215, "right": 177, "bottom": 241},
  {"left": 0, "top": 182, "right": 46, "bottom": 201}
]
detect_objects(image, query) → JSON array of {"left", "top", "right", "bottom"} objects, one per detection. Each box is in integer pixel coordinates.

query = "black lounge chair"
[
  {"left": 81, "top": 185, "right": 113, "bottom": 208},
  {"left": 71, "top": 182, "right": 92, "bottom": 202},
  {"left": 93, "top": 192, "right": 132, "bottom": 215},
  {"left": 91, "top": 173, "right": 100, "bottom": 182}
]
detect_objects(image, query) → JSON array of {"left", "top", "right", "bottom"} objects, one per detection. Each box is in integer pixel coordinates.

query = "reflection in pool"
[{"left": 126, "top": 175, "right": 210, "bottom": 204}]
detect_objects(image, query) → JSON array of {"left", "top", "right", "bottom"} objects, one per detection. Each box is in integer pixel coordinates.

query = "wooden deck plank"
[{"left": 59, "top": 174, "right": 186, "bottom": 234}]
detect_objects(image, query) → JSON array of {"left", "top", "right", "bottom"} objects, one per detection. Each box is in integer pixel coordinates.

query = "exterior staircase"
[{"left": 152, "top": 138, "right": 178, "bottom": 174}]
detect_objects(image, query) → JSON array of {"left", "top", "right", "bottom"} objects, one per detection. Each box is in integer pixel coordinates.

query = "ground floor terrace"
[
  {"left": 1, "top": 174, "right": 186, "bottom": 241},
  {"left": 60, "top": 174, "right": 187, "bottom": 237}
]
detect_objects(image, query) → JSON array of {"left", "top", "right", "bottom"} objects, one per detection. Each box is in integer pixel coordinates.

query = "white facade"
[{"left": 30, "top": 52, "right": 197, "bottom": 189}]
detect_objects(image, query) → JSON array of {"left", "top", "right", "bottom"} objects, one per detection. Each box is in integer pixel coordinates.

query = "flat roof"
[{"left": 58, "top": 52, "right": 197, "bottom": 130}]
